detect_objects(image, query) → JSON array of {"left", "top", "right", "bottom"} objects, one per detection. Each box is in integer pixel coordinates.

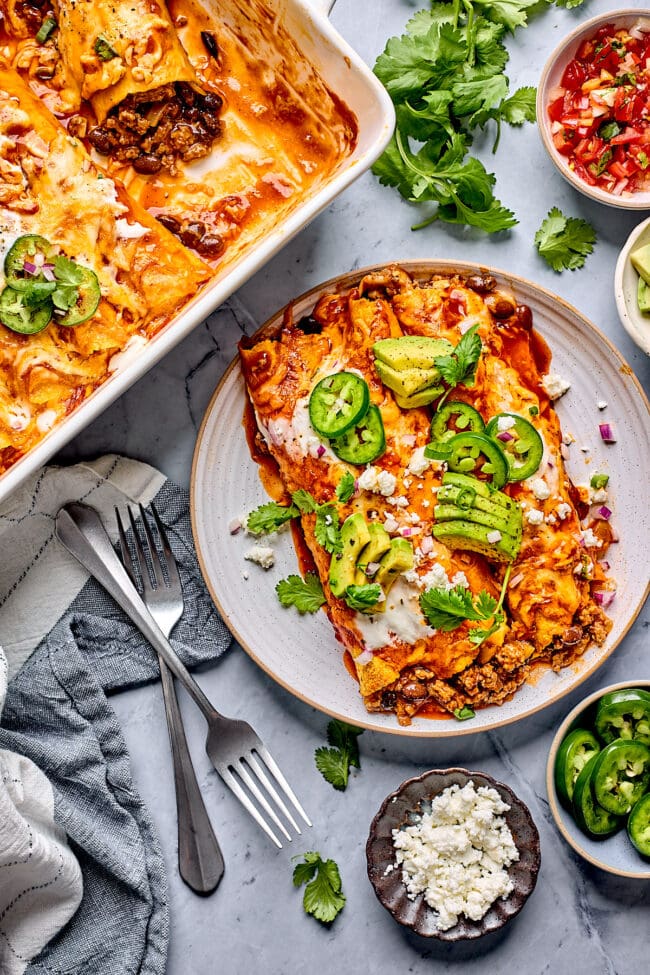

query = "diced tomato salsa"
[{"left": 548, "top": 20, "right": 650, "bottom": 196}]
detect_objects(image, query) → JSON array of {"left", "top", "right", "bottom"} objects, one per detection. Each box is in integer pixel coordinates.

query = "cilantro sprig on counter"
[
  {"left": 372, "top": 0, "right": 539, "bottom": 233},
  {"left": 315, "top": 719, "right": 363, "bottom": 791},
  {"left": 293, "top": 852, "right": 346, "bottom": 924},
  {"left": 534, "top": 208, "right": 597, "bottom": 272}
]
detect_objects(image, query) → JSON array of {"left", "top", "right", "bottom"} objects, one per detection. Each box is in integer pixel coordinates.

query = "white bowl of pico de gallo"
[{"left": 537, "top": 10, "right": 650, "bottom": 209}]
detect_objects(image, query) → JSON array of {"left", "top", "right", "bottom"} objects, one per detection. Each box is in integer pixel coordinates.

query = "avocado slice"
[
  {"left": 432, "top": 520, "right": 521, "bottom": 562},
  {"left": 375, "top": 360, "right": 443, "bottom": 398},
  {"left": 373, "top": 335, "right": 454, "bottom": 371},
  {"left": 329, "top": 513, "right": 371, "bottom": 598},
  {"left": 638, "top": 276, "right": 650, "bottom": 315},
  {"left": 434, "top": 502, "right": 518, "bottom": 535},
  {"left": 631, "top": 243, "right": 650, "bottom": 286},
  {"left": 394, "top": 386, "right": 445, "bottom": 409},
  {"left": 374, "top": 537, "right": 415, "bottom": 596},
  {"left": 355, "top": 523, "right": 392, "bottom": 585}
]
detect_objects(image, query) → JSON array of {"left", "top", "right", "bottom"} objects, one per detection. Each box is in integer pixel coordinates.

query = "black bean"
[
  {"left": 197, "top": 234, "right": 225, "bottom": 257},
  {"left": 87, "top": 126, "right": 112, "bottom": 154},
  {"left": 201, "top": 31, "right": 220, "bottom": 61},
  {"left": 156, "top": 214, "right": 181, "bottom": 234},
  {"left": 514, "top": 303, "right": 533, "bottom": 331},
  {"left": 466, "top": 273, "right": 496, "bottom": 294},
  {"left": 132, "top": 154, "right": 163, "bottom": 174},
  {"left": 296, "top": 315, "right": 322, "bottom": 334}
]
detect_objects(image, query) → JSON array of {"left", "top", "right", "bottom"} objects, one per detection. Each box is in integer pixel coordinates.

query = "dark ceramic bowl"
[{"left": 366, "top": 768, "right": 541, "bottom": 940}]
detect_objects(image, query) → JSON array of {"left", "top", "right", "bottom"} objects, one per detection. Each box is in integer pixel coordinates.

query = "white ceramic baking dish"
[{"left": 0, "top": 0, "right": 394, "bottom": 504}]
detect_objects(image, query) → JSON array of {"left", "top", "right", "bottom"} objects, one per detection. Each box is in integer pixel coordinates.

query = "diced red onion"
[
  {"left": 598, "top": 560, "right": 610, "bottom": 571},
  {"left": 596, "top": 505, "right": 612, "bottom": 521},
  {"left": 316, "top": 444, "right": 326, "bottom": 458},
  {"left": 547, "top": 460, "right": 554, "bottom": 470},
  {"left": 610, "top": 526, "right": 619, "bottom": 543},
  {"left": 366, "top": 562, "right": 380, "bottom": 577},
  {"left": 42, "top": 266, "right": 56, "bottom": 281},
  {"left": 400, "top": 527, "right": 413, "bottom": 537},
  {"left": 354, "top": 479, "right": 359, "bottom": 492},
  {"left": 23, "top": 260, "right": 38, "bottom": 275},
  {"left": 420, "top": 535, "right": 434, "bottom": 555},
  {"left": 228, "top": 518, "right": 241, "bottom": 535},
  {"left": 496, "top": 431, "right": 514, "bottom": 442},
  {"left": 599, "top": 423, "right": 616, "bottom": 443},
  {"left": 593, "top": 589, "right": 616, "bottom": 609},
  {"left": 509, "top": 572, "right": 524, "bottom": 588}
]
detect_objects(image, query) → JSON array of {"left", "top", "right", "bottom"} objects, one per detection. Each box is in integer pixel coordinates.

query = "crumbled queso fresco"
[{"left": 391, "top": 781, "right": 519, "bottom": 932}]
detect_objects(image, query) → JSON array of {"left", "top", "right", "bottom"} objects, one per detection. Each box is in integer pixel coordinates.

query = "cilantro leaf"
[
  {"left": 314, "top": 504, "right": 342, "bottom": 555},
  {"left": 434, "top": 324, "right": 482, "bottom": 391},
  {"left": 498, "top": 86, "right": 537, "bottom": 125},
  {"left": 291, "top": 489, "right": 318, "bottom": 513},
  {"left": 51, "top": 256, "right": 84, "bottom": 311},
  {"left": 315, "top": 719, "right": 363, "bottom": 790},
  {"left": 293, "top": 852, "right": 346, "bottom": 924},
  {"left": 314, "top": 748, "right": 351, "bottom": 791},
  {"left": 552, "top": 0, "right": 585, "bottom": 8},
  {"left": 246, "top": 501, "right": 298, "bottom": 535},
  {"left": 419, "top": 585, "right": 479, "bottom": 630},
  {"left": 474, "top": 589, "right": 499, "bottom": 619},
  {"left": 344, "top": 583, "right": 382, "bottom": 612},
  {"left": 472, "top": 0, "right": 538, "bottom": 33},
  {"left": 452, "top": 75, "right": 509, "bottom": 123},
  {"left": 335, "top": 471, "right": 355, "bottom": 503},
  {"left": 454, "top": 706, "right": 476, "bottom": 721},
  {"left": 534, "top": 207, "right": 597, "bottom": 272},
  {"left": 94, "top": 35, "right": 118, "bottom": 60},
  {"left": 276, "top": 573, "right": 325, "bottom": 614}
]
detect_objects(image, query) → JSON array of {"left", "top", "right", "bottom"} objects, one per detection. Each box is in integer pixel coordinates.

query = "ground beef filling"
[{"left": 87, "top": 82, "right": 222, "bottom": 176}]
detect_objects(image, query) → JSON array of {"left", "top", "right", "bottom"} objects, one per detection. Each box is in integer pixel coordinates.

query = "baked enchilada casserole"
[
  {"left": 0, "top": 0, "right": 357, "bottom": 475},
  {"left": 239, "top": 266, "right": 615, "bottom": 725}
]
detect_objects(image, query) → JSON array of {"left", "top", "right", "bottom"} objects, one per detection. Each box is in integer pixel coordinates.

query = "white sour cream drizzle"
[{"left": 353, "top": 577, "right": 436, "bottom": 651}]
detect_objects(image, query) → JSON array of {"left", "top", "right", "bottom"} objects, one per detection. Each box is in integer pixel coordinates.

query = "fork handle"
[
  {"left": 56, "top": 503, "right": 219, "bottom": 722},
  {"left": 159, "top": 660, "right": 225, "bottom": 894}
]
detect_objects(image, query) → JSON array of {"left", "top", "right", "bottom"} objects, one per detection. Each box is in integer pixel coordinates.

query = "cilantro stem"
[
  {"left": 411, "top": 212, "right": 439, "bottom": 231},
  {"left": 463, "top": 1, "right": 476, "bottom": 67},
  {"left": 492, "top": 116, "right": 502, "bottom": 154},
  {"left": 495, "top": 562, "right": 513, "bottom": 617}
]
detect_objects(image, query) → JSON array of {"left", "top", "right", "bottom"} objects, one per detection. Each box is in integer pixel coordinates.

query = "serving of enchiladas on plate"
[
  {"left": 0, "top": 0, "right": 358, "bottom": 478},
  {"left": 236, "top": 265, "right": 618, "bottom": 726}
]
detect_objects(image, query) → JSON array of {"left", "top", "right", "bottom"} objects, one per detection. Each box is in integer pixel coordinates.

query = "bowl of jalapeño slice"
[{"left": 547, "top": 681, "right": 650, "bottom": 878}]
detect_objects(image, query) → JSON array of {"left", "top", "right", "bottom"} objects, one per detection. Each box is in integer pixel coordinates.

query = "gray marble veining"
[{"left": 57, "top": 1, "right": 649, "bottom": 972}]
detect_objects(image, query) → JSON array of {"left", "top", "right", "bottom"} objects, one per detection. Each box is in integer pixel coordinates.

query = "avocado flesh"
[
  {"left": 432, "top": 521, "right": 520, "bottom": 562},
  {"left": 374, "top": 538, "right": 414, "bottom": 594},
  {"left": 329, "top": 513, "right": 371, "bottom": 598},
  {"left": 395, "top": 386, "right": 445, "bottom": 409},
  {"left": 638, "top": 277, "right": 650, "bottom": 315},
  {"left": 374, "top": 360, "right": 442, "bottom": 398},
  {"left": 434, "top": 502, "right": 519, "bottom": 534},
  {"left": 373, "top": 335, "right": 454, "bottom": 371},
  {"left": 355, "top": 523, "right": 392, "bottom": 585},
  {"left": 631, "top": 243, "right": 650, "bottom": 286}
]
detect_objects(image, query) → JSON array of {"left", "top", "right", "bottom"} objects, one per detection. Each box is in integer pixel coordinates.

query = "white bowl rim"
[
  {"left": 614, "top": 215, "right": 650, "bottom": 355},
  {"left": 546, "top": 678, "right": 650, "bottom": 879},
  {"left": 537, "top": 8, "right": 650, "bottom": 210}
]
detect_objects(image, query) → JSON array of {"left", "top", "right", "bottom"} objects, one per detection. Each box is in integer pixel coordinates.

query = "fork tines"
[{"left": 218, "top": 741, "right": 312, "bottom": 849}]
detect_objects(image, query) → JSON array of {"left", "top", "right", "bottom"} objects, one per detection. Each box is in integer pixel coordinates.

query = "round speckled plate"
[
  {"left": 366, "top": 768, "right": 541, "bottom": 939},
  {"left": 190, "top": 261, "right": 650, "bottom": 737}
]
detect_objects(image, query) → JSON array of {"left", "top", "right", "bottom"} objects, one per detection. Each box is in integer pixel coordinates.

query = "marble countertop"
[{"left": 58, "top": 1, "right": 649, "bottom": 972}]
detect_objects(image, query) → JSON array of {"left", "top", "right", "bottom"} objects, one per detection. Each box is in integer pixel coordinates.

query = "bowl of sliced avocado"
[{"left": 615, "top": 215, "right": 650, "bottom": 356}]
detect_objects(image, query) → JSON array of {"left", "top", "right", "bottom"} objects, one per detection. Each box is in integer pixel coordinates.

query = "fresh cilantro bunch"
[
  {"left": 315, "top": 719, "right": 363, "bottom": 791},
  {"left": 534, "top": 207, "right": 597, "bottom": 272},
  {"left": 372, "top": 0, "right": 538, "bottom": 232},
  {"left": 293, "top": 852, "right": 346, "bottom": 924}
]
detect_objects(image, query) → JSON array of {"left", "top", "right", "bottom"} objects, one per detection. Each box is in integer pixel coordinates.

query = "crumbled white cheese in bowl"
[{"left": 366, "top": 769, "right": 540, "bottom": 940}]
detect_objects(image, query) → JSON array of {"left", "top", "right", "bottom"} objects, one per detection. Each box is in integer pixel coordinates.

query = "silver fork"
[
  {"left": 115, "top": 503, "right": 224, "bottom": 894},
  {"left": 56, "top": 501, "right": 311, "bottom": 850}
]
